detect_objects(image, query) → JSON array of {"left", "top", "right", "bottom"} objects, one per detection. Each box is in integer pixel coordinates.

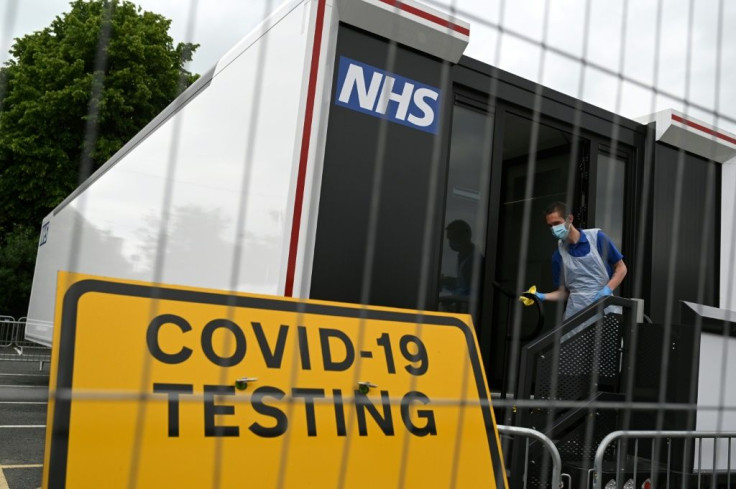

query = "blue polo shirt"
[{"left": 552, "top": 230, "right": 623, "bottom": 288}]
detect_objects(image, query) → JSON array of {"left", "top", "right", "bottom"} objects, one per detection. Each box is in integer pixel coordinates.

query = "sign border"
[{"left": 48, "top": 279, "right": 505, "bottom": 488}]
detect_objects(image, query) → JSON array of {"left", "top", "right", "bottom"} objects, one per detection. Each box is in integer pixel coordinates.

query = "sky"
[
  {"left": 1, "top": 0, "right": 735, "bottom": 132},
  {"left": 0, "top": 0, "right": 275, "bottom": 75}
]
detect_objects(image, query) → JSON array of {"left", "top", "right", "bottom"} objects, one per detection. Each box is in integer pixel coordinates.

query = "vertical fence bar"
[
  {"left": 711, "top": 437, "right": 717, "bottom": 489},
  {"left": 616, "top": 439, "right": 624, "bottom": 489},
  {"left": 523, "top": 438, "right": 529, "bottom": 489},
  {"left": 666, "top": 438, "right": 671, "bottom": 489},
  {"left": 682, "top": 433, "right": 690, "bottom": 489},
  {"left": 633, "top": 438, "right": 638, "bottom": 488},
  {"left": 728, "top": 438, "right": 732, "bottom": 488},
  {"left": 698, "top": 436, "right": 702, "bottom": 489}
]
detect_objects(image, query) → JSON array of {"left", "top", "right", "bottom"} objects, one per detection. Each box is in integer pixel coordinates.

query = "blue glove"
[
  {"left": 593, "top": 285, "right": 612, "bottom": 301},
  {"left": 535, "top": 291, "right": 546, "bottom": 302}
]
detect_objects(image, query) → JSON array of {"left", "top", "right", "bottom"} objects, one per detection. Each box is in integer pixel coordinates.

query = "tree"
[
  {"left": 0, "top": 227, "right": 38, "bottom": 318},
  {"left": 0, "top": 0, "right": 198, "bottom": 318}
]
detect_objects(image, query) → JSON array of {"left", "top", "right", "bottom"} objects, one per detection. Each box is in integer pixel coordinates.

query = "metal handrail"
[
  {"left": 491, "top": 281, "right": 545, "bottom": 342},
  {"left": 516, "top": 295, "right": 638, "bottom": 401},
  {"left": 521, "top": 295, "right": 635, "bottom": 353},
  {"left": 497, "top": 425, "right": 562, "bottom": 489},
  {"left": 593, "top": 430, "right": 736, "bottom": 489},
  {"left": 492, "top": 281, "right": 546, "bottom": 402}
]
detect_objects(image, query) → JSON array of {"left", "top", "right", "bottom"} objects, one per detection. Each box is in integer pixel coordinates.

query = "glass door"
[
  {"left": 437, "top": 102, "right": 494, "bottom": 338},
  {"left": 591, "top": 148, "right": 628, "bottom": 251},
  {"left": 487, "top": 110, "right": 588, "bottom": 390}
]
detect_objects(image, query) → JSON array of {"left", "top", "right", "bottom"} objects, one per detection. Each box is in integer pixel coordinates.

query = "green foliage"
[
  {"left": 0, "top": 226, "right": 38, "bottom": 318},
  {"left": 0, "top": 0, "right": 199, "bottom": 316}
]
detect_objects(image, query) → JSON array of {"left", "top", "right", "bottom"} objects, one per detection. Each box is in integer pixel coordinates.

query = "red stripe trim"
[
  {"left": 377, "top": 0, "right": 470, "bottom": 36},
  {"left": 671, "top": 113, "right": 736, "bottom": 146},
  {"left": 284, "top": 0, "right": 326, "bottom": 297}
]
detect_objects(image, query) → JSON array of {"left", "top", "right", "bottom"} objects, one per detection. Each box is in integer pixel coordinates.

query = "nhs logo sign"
[{"left": 335, "top": 56, "right": 441, "bottom": 134}]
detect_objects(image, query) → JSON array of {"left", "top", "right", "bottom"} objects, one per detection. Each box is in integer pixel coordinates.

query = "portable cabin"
[{"left": 26, "top": 0, "right": 736, "bottom": 481}]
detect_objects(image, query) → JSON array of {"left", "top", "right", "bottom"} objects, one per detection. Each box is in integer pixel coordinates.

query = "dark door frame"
[{"left": 440, "top": 75, "right": 647, "bottom": 387}]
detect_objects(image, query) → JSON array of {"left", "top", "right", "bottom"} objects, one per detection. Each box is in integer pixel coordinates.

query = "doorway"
[
  {"left": 439, "top": 102, "right": 632, "bottom": 392},
  {"left": 486, "top": 110, "right": 588, "bottom": 390}
]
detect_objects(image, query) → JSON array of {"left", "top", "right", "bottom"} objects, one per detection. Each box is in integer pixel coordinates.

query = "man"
[{"left": 533, "top": 202, "right": 627, "bottom": 319}]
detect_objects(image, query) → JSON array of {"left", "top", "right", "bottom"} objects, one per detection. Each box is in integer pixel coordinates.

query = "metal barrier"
[
  {"left": 0, "top": 316, "right": 51, "bottom": 369},
  {"left": 498, "top": 424, "right": 564, "bottom": 489},
  {"left": 593, "top": 430, "right": 736, "bottom": 489},
  {"left": 0, "top": 316, "right": 15, "bottom": 347}
]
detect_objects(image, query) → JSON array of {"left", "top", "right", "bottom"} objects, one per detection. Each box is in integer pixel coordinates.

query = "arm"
[
  {"left": 607, "top": 259, "right": 627, "bottom": 291},
  {"left": 540, "top": 251, "right": 567, "bottom": 301},
  {"left": 542, "top": 285, "right": 569, "bottom": 302}
]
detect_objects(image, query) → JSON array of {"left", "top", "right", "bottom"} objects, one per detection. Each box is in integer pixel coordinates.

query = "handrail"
[
  {"left": 497, "top": 425, "right": 562, "bottom": 489},
  {"left": 517, "top": 293, "right": 545, "bottom": 342},
  {"left": 491, "top": 281, "right": 545, "bottom": 341},
  {"left": 522, "top": 295, "right": 635, "bottom": 352},
  {"left": 516, "top": 295, "right": 638, "bottom": 401},
  {"left": 492, "top": 281, "right": 547, "bottom": 402}
]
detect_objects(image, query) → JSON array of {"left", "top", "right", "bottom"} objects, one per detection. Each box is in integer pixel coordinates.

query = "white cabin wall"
[
  {"left": 26, "top": 0, "right": 315, "bottom": 345},
  {"left": 287, "top": 0, "right": 340, "bottom": 299}
]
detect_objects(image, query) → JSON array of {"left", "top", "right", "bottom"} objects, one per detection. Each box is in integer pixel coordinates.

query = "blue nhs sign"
[{"left": 335, "top": 56, "right": 441, "bottom": 134}]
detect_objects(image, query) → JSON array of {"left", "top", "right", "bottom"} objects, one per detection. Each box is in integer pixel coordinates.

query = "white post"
[{"left": 722, "top": 157, "right": 736, "bottom": 310}]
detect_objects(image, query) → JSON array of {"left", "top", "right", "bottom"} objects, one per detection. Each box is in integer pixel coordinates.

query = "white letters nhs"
[{"left": 335, "top": 57, "right": 441, "bottom": 134}]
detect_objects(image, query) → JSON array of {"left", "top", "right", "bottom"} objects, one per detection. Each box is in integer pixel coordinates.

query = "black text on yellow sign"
[
  {"left": 44, "top": 273, "right": 508, "bottom": 488},
  {"left": 147, "top": 315, "right": 436, "bottom": 438}
]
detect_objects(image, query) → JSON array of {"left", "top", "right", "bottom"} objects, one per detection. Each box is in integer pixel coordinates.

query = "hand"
[
  {"left": 593, "top": 285, "right": 612, "bottom": 301},
  {"left": 520, "top": 286, "right": 544, "bottom": 306}
]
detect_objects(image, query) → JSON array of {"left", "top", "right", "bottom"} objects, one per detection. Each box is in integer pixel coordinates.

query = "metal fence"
[
  {"left": 0, "top": 315, "right": 15, "bottom": 347},
  {"left": 593, "top": 430, "right": 736, "bottom": 489},
  {"left": 497, "top": 424, "right": 736, "bottom": 489},
  {"left": 0, "top": 316, "right": 51, "bottom": 369},
  {"left": 498, "top": 424, "right": 566, "bottom": 489},
  {"left": 2, "top": 0, "right": 736, "bottom": 488}
]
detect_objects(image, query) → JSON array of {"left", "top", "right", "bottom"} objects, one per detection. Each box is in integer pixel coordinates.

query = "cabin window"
[{"left": 438, "top": 103, "right": 493, "bottom": 322}]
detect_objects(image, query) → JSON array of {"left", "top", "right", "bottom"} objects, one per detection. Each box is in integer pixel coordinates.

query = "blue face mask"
[{"left": 551, "top": 222, "right": 569, "bottom": 240}]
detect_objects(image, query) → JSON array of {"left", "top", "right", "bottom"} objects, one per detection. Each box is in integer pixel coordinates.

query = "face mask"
[{"left": 551, "top": 222, "right": 569, "bottom": 240}]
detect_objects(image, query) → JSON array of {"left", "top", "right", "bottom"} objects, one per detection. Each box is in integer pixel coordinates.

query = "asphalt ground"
[{"left": 0, "top": 357, "right": 50, "bottom": 489}]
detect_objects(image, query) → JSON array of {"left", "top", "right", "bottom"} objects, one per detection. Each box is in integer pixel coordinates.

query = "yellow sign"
[{"left": 44, "top": 273, "right": 507, "bottom": 488}]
